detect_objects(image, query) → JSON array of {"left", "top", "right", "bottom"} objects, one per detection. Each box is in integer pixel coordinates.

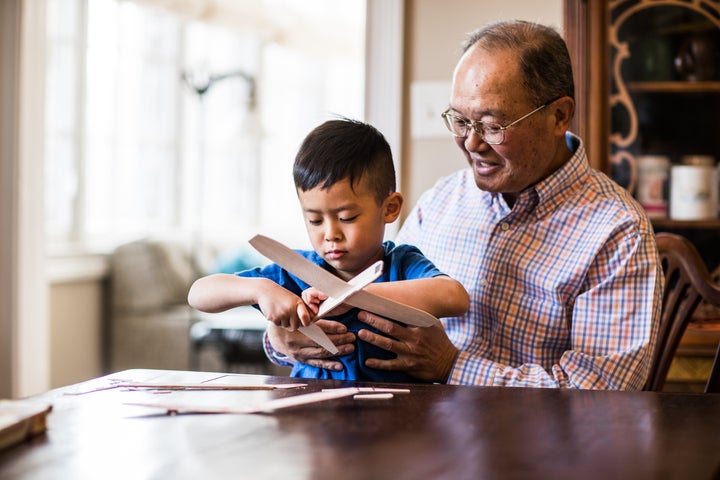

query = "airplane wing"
[
  {"left": 342, "top": 289, "right": 439, "bottom": 327},
  {"left": 249, "top": 234, "right": 350, "bottom": 298},
  {"left": 296, "top": 323, "right": 339, "bottom": 354}
]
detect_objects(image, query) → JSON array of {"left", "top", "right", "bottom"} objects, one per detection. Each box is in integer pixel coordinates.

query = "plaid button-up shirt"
[{"left": 397, "top": 133, "right": 662, "bottom": 389}]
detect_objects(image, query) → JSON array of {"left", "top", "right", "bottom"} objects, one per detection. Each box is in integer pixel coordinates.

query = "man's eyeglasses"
[{"left": 440, "top": 97, "right": 560, "bottom": 145}]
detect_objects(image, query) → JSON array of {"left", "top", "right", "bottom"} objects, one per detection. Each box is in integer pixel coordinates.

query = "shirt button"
[
  {"left": 479, "top": 278, "right": 488, "bottom": 286},
  {"left": 500, "top": 222, "right": 510, "bottom": 231}
]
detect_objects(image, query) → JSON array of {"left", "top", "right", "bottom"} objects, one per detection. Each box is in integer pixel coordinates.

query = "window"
[{"left": 45, "top": 0, "right": 365, "bottom": 254}]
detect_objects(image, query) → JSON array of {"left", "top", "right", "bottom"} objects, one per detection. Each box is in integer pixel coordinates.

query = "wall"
[
  {"left": 0, "top": 0, "right": 20, "bottom": 398},
  {"left": 401, "top": 0, "right": 563, "bottom": 210},
  {"left": 0, "top": 0, "right": 49, "bottom": 398}
]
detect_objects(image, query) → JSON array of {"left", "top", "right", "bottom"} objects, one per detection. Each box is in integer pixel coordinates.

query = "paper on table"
[
  {"left": 125, "top": 387, "right": 410, "bottom": 414},
  {"left": 65, "top": 381, "right": 307, "bottom": 395},
  {"left": 112, "top": 382, "right": 307, "bottom": 391}
]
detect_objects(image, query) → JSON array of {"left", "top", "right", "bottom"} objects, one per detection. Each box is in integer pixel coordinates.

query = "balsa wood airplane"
[{"left": 248, "top": 234, "right": 440, "bottom": 354}]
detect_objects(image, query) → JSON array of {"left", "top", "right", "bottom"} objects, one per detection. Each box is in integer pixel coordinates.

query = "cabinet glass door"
[{"left": 608, "top": 1, "right": 720, "bottom": 195}]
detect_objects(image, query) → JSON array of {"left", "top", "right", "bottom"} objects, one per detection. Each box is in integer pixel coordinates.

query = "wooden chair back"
[{"left": 646, "top": 232, "right": 720, "bottom": 392}]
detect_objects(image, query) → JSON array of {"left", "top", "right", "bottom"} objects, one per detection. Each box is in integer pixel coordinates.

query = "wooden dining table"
[{"left": 1, "top": 368, "right": 720, "bottom": 479}]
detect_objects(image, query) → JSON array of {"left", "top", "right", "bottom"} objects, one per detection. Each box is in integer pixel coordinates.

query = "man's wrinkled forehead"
[{"left": 451, "top": 46, "right": 523, "bottom": 105}]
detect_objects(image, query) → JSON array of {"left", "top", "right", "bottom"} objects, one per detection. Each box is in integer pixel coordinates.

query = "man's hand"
[
  {"left": 356, "top": 311, "right": 458, "bottom": 383},
  {"left": 266, "top": 320, "right": 356, "bottom": 371}
]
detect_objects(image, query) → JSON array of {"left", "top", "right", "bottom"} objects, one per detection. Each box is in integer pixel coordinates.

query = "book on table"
[{"left": 0, "top": 399, "right": 52, "bottom": 452}]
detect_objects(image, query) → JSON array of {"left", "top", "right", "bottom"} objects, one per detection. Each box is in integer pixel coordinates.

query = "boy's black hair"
[{"left": 293, "top": 117, "right": 396, "bottom": 204}]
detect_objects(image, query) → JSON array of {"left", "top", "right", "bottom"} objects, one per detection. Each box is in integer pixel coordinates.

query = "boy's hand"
[
  {"left": 300, "top": 287, "right": 327, "bottom": 315},
  {"left": 256, "top": 281, "right": 312, "bottom": 331},
  {"left": 301, "top": 287, "right": 353, "bottom": 318}
]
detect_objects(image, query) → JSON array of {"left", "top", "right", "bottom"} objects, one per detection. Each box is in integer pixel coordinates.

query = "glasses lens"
[
  {"left": 482, "top": 123, "right": 503, "bottom": 144},
  {"left": 443, "top": 113, "right": 468, "bottom": 137}
]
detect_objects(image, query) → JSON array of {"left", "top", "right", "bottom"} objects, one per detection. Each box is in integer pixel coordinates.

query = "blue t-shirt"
[{"left": 237, "top": 241, "right": 443, "bottom": 382}]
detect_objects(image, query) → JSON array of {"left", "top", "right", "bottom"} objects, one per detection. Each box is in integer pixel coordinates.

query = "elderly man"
[{"left": 265, "top": 20, "right": 662, "bottom": 389}]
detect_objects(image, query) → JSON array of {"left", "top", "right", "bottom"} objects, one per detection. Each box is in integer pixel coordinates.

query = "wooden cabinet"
[
  {"left": 565, "top": 1, "right": 720, "bottom": 392},
  {"left": 564, "top": 0, "right": 720, "bottom": 268}
]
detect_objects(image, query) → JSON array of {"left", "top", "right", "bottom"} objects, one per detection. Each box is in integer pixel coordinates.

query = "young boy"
[{"left": 188, "top": 118, "right": 468, "bottom": 382}]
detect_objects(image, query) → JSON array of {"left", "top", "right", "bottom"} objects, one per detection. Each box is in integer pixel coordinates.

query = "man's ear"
[
  {"left": 552, "top": 96, "right": 575, "bottom": 133},
  {"left": 383, "top": 192, "right": 403, "bottom": 223}
]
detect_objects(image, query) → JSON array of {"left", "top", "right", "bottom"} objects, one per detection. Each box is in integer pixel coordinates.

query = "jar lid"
[
  {"left": 637, "top": 155, "right": 670, "bottom": 164},
  {"left": 681, "top": 155, "right": 715, "bottom": 166}
]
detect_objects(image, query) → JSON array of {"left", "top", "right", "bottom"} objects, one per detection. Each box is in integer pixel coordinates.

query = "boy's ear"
[{"left": 383, "top": 192, "right": 403, "bottom": 223}]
